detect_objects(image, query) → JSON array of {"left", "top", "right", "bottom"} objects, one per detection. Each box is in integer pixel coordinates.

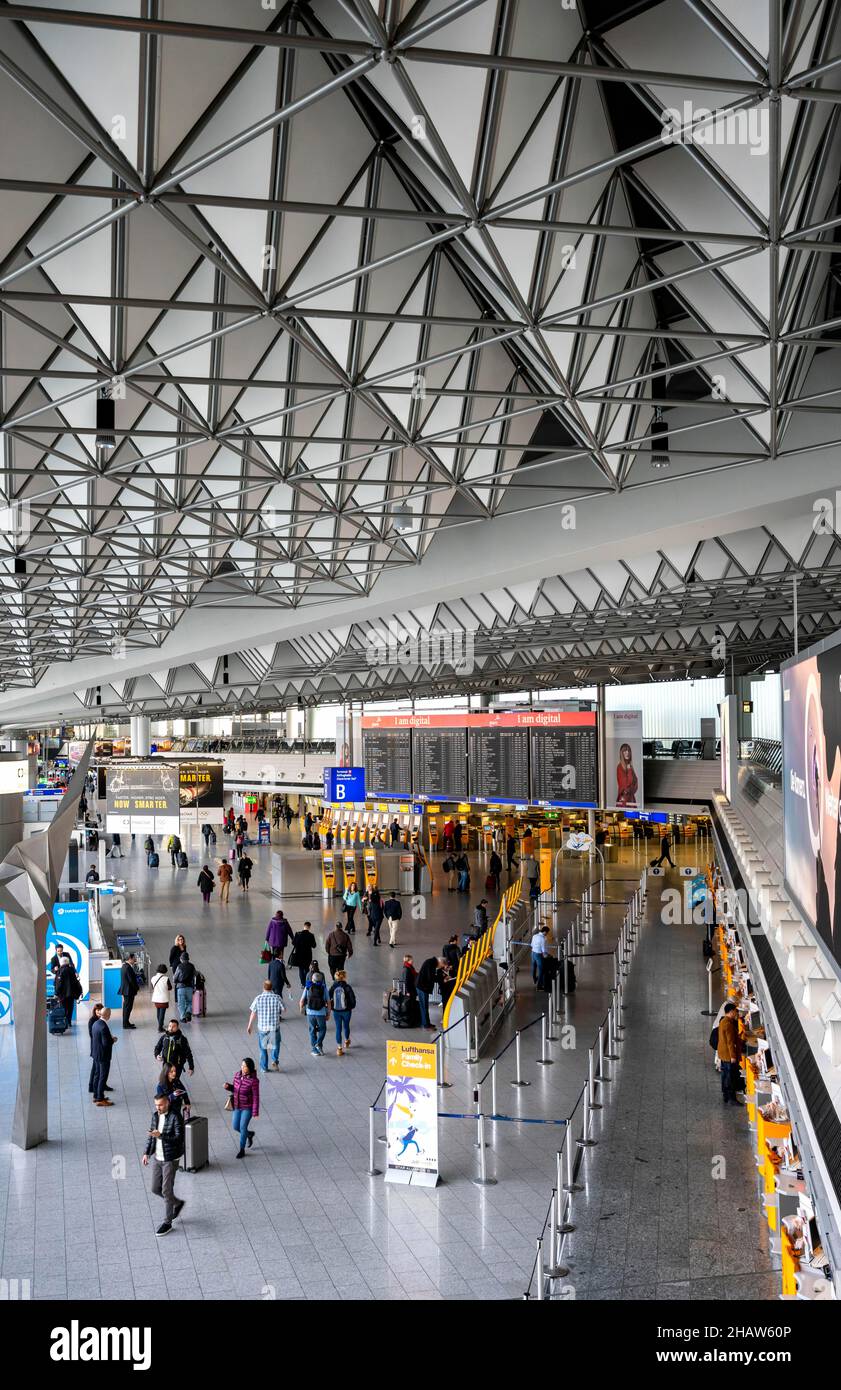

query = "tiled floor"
[{"left": 0, "top": 826, "right": 775, "bottom": 1300}]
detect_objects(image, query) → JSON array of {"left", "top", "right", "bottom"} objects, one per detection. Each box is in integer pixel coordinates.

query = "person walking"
[
  {"left": 390, "top": 818, "right": 401, "bottom": 845},
  {"left": 473, "top": 900, "right": 489, "bottom": 934},
  {"left": 238, "top": 852, "right": 253, "bottom": 893},
  {"left": 652, "top": 831, "right": 676, "bottom": 868},
  {"left": 366, "top": 886, "right": 384, "bottom": 945},
  {"left": 218, "top": 857, "right": 232, "bottom": 904},
  {"left": 247, "top": 980, "right": 285, "bottom": 1073},
  {"left": 299, "top": 970, "right": 330, "bottom": 1057},
  {"left": 266, "top": 909, "right": 293, "bottom": 959},
  {"left": 443, "top": 934, "right": 461, "bottom": 977},
  {"left": 169, "top": 934, "right": 187, "bottom": 972},
  {"left": 383, "top": 891, "right": 403, "bottom": 949},
  {"left": 342, "top": 880, "right": 361, "bottom": 934},
  {"left": 151, "top": 964, "right": 172, "bottom": 1032},
  {"left": 202, "top": 822, "right": 212, "bottom": 851},
  {"left": 417, "top": 957, "right": 444, "bottom": 1031},
  {"left": 325, "top": 920, "right": 353, "bottom": 979},
  {"left": 144, "top": 834, "right": 155, "bottom": 862},
  {"left": 118, "top": 952, "right": 140, "bottom": 1029},
  {"left": 173, "top": 952, "right": 197, "bottom": 1021},
  {"left": 717, "top": 1001, "right": 743, "bottom": 1105},
  {"left": 91, "top": 1006, "right": 117, "bottom": 1105},
  {"left": 156, "top": 1065, "right": 190, "bottom": 1123},
  {"left": 488, "top": 849, "right": 502, "bottom": 892},
  {"left": 290, "top": 921, "right": 317, "bottom": 988},
  {"left": 267, "top": 949, "right": 289, "bottom": 1000},
  {"left": 224, "top": 1059, "right": 260, "bottom": 1157},
  {"left": 154, "top": 1019, "right": 195, "bottom": 1079},
  {"left": 197, "top": 864, "right": 215, "bottom": 904},
  {"left": 329, "top": 970, "right": 356, "bottom": 1056},
  {"left": 55, "top": 953, "right": 82, "bottom": 1029},
  {"left": 531, "top": 925, "right": 549, "bottom": 990},
  {"left": 453, "top": 820, "right": 463, "bottom": 853},
  {"left": 167, "top": 833, "right": 182, "bottom": 868},
  {"left": 142, "top": 1094, "right": 185, "bottom": 1235}
]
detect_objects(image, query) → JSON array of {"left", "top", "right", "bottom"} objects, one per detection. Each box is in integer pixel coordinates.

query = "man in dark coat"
[
  {"left": 267, "top": 949, "right": 289, "bottom": 999},
  {"left": 55, "top": 955, "right": 81, "bottom": 1028},
  {"left": 118, "top": 952, "right": 140, "bottom": 1029},
  {"left": 416, "top": 957, "right": 445, "bottom": 1031},
  {"left": 91, "top": 1007, "right": 117, "bottom": 1105},
  {"left": 87, "top": 1002, "right": 113, "bottom": 1096}
]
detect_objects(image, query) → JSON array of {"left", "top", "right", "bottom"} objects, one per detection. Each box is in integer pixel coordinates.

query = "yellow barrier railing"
[{"left": 442, "top": 880, "right": 522, "bottom": 1029}]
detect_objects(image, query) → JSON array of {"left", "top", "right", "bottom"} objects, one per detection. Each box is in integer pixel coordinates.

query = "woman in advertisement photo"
[{"left": 615, "top": 742, "right": 639, "bottom": 808}]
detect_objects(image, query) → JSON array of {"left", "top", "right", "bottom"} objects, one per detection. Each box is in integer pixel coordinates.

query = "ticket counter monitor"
[
  {"left": 363, "top": 848, "right": 378, "bottom": 890},
  {"left": 342, "top": 849, "right": 361, "bottom": 894},
  {"left": 359, "top": 811, "right": 370, "bottom": 843},
  {"left": 321, "top": 851, "right": 337, "bottom": 900},
  {"left": 350, "top": 810, "right": 361, "bottom": 842},
  {"left": 428, "top": 816, "right": 439, "bottom": 851},
  {"left": 399, "top": 814, "right": 410, "bottom": 845},
  {"left": 409, "top": 813, "right": 422, "bottom": 848}
]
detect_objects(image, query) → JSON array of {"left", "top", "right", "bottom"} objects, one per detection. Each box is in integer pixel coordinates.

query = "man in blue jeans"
[
  {"left": 246, "top": 980, "right": 285, "bottom": 1072},
  {"left": 299, "top": 971, "right": 330, "bottom": 1056},
  {"left": 416, "top": 956, "right": 445, "bottom": 1031},
  {"left": 531, "top": 926, "right": 549, "bottom": 989}
]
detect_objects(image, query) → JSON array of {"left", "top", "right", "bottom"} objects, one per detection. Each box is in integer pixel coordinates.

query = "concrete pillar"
[
  {"left": 132, "top": 715, "right": 151, "bottom": 756},
  {"left": 0, "top": 791, "right": 23, "bottom": 860},
  {"left": 596, "top": 684, "right": 607, "bottom": 811}
]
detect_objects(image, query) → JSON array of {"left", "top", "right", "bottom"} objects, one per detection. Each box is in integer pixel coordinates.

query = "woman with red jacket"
[
  {"left": 615, "top": 742, "right": 639, "bottom": 807},
  {"left": 224, "top": 1058, "right": 260, "bottom": 1158}
]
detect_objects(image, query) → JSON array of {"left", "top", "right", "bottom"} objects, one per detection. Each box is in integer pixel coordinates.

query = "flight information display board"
[
  {"left": 362, "top": 728, "right": 412, "bottom": 798},
  {"left": 529, "top": 713, "right": 598, "bottom": 807},
  {"left": 468, "top": 725, "right": 530, "bottom": 804},
  {"left": 412, "top": 727, "right": 467, "bottom": 801}
]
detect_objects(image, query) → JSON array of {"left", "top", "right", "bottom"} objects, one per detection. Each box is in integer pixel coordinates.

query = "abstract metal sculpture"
[{"left": 1, "top": 741, "right": 93, "bottom": 1148}]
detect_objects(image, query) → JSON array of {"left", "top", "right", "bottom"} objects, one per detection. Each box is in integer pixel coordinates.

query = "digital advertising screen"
[
  {"left": 362, "top": 725, "right": 412, "bottom": 798},
  {"left": 529, "top": 711, "right": 598, "bottom": 807},
  {"left": 178, "top": 761, "right": 224, "bottom": 824},
  {"left": 105, "top": 762, "right": 180, "bottom": 835},
  {"left": 605, "top": 710, "right": 644, "bottom": 811},
  {"left": 782, "top": 634, "right": 841, "bottom": 961}
]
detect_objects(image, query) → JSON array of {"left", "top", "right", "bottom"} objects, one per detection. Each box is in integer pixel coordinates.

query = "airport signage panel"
[
  {"left": 178, "top": 761, "right": 224, "bottom": 825},
  {"left": 0, "top": 759, "right": 29, "bottom": 793},
  {"left": 322, "top": 766, "right": 366, "bottom": 803}
]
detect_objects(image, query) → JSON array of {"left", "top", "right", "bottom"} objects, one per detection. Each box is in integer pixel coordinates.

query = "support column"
[
  {"left": 132, "top": 715, "right": 151, "bottom": 756},
  {"left": 596, "top": 683, "right": 607, "bottom": 811},
  {"left": 7, "top": 908, "right": 50, "bottom": 1148}
]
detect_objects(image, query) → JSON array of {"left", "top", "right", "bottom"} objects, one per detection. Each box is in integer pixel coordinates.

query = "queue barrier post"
[
  {"left": 597, "top": 1018, "right": 611, "bottom": 1087},
  {"left": 510, "top": 1028, "right": 531, "bottom": 1087},
  {"left": 564, "top": 1117, "right": 583, "bottom": 1193},
  {"left": 546, "top": 986, "right": 559, "bottom": 1042},
  {"left": 556, "top": 1149, "right": 575, "bottom": 1232},
  {"left": 588, "top": 1045, "right": 603, "bottom": 1110},
  {"left": 613, "top": 989, "right": 624, "bottom": 1039},
  {"left": 578, "top": 1080, "right": 595, "bottom": 1147},
  {"left": 613, "top": 948, "right": 619, "bottom": 990},
  {"left": 545, "top": 1187, "right": 570, "bottom": 1281},
  {"left": 535, "top": 1238, "right": 545, "bottom": 1300},
  {"left": 436, "top": 1032, "right": 452, "bottom": 1090},
  {"left": 473, "top": 1113, "right": 496, "bottom": 1187},
  {"left": 491, "top": 1058, "right": 498, "bottom": 1118},
  {"left": 537, "top": 1012, "right": 553, "bottom": 1065},
  {"left": 605, "top": 998, "right": 619, "bottom": 1061},
  {"left": 368, "top": 1106, "right": 382, "bottom": 1177}
]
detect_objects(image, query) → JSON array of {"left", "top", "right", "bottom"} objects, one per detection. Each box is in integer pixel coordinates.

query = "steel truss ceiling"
[{"left": 1, "top": 0, "right": 840, "bottom": 713}]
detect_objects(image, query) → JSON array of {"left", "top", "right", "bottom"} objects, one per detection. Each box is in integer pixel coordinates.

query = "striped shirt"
[{"left": 249, "top": 992, "right": 284, "bottom": 1030}]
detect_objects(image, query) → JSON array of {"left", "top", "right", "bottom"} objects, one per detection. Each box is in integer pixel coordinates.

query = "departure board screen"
[
  {"left": 468, "top": 726, "right": 530, "bottom": 803},
  {"left": 530, "top": 717, "right": 598, "bottom": 807},
  {"left": 362, "top": 728, "right": 412, "bottom": 798},
  {"left": 412, "top": 727, "right": 467, "bottom": 800}
]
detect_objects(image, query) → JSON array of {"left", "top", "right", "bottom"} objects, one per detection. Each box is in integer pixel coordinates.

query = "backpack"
[
  {"left": 708, "top": 1026, "right": 719, "bottom": 1050},
  {"left": 307, "top": 980, "right": 326, "bottom": 1011},
  {"left": 442, "top": 857, "right": 453, "bottom": 873},
  {"left": 333, "top": 983, "right": 356, "bottom": 1012}
]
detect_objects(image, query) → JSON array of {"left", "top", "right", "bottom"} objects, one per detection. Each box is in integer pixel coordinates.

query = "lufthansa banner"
[{"left": 385, "top": 1039, "right": 439, "bottom": 1187}]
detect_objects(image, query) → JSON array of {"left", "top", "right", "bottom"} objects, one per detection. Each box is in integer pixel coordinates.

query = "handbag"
[
  {"left": 288, "top": 946, "right": 299, "bottom": 968},
  {"left": 260, "top": 943, "right": 272, "bottom": 964},
  {"left": 224, "top": 1083, "right": 234, "bottom": 1111}
]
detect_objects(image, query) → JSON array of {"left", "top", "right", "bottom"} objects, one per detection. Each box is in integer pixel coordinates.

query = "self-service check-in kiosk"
[
  {"left": 341, "top": 848, "right": 362, "bottom": 895},
  {"left": 363, "top": 847, "right": 378, "bottom": 890},
  {"left": 428, "top": 816, "right": 439, "bottom": 851},
  {"left": 398, "top": 852, "right": 415, "bottom": 896},
  {"left": 321, "top": 851, "right": 337, "bottom": 900},
  {"left": 359, "top": 811, "right": 370, "bottom": 843},
  {"left": 350, "top": 810, "right": 361, "bottom": 841}
]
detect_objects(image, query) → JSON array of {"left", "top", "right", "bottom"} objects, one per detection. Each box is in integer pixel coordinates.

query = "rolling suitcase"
[
  {"left": 47, "top": 997, "right": 68, "bottom": 1034},
  {"left": 191, "top": 987, "right": 206, "bottom": 1017},
  {"left": 177, "top": 851, "right": 188, "bottom": 868},
  {"left": 181, "top": 1115, "right": 208, "bottom": 1172},
  {"left": 148, "top": 851, "right": 159, "bottom": 868}
]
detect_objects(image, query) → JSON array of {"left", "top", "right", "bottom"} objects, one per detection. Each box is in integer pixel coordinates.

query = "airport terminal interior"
[{"left": 1, "top": 0, "right": 841, "bottom": 1332}]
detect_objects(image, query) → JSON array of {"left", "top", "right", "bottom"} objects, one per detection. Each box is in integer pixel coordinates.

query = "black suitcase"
[
  {"left": 148, "top": 851, "right": 159, "bottom": 868},
  {"left": 181, "top": 1115, "right": 208, "bottom": 1172},
  {"left": 388, "top": 992, "right": 421, "bottom": 1028},
  {"left": 86, "top": 830, "right": 99, "bottom": 850},
  {"left": 48, "top": 997, "right": 68, "bottom": 1034},
  {"left": 177, "top": 851, "right": 188, "bottom": 868}
]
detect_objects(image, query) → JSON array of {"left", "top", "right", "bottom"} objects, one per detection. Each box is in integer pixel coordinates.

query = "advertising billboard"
[
  {"left": 604, "top": 710, "right": 644, "bottom": 811},
  {"left": 105, "top": 762, "right": 180, "bottom": 835},
  {"left": 782, "top": 635, "right": 841, "bottom": 959},
  {"left": 178, "top": 761, "right": 224, "bottom": 825},
  {"left": 385, "top": 1038, "right": 439, "bottom": 1186}
]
